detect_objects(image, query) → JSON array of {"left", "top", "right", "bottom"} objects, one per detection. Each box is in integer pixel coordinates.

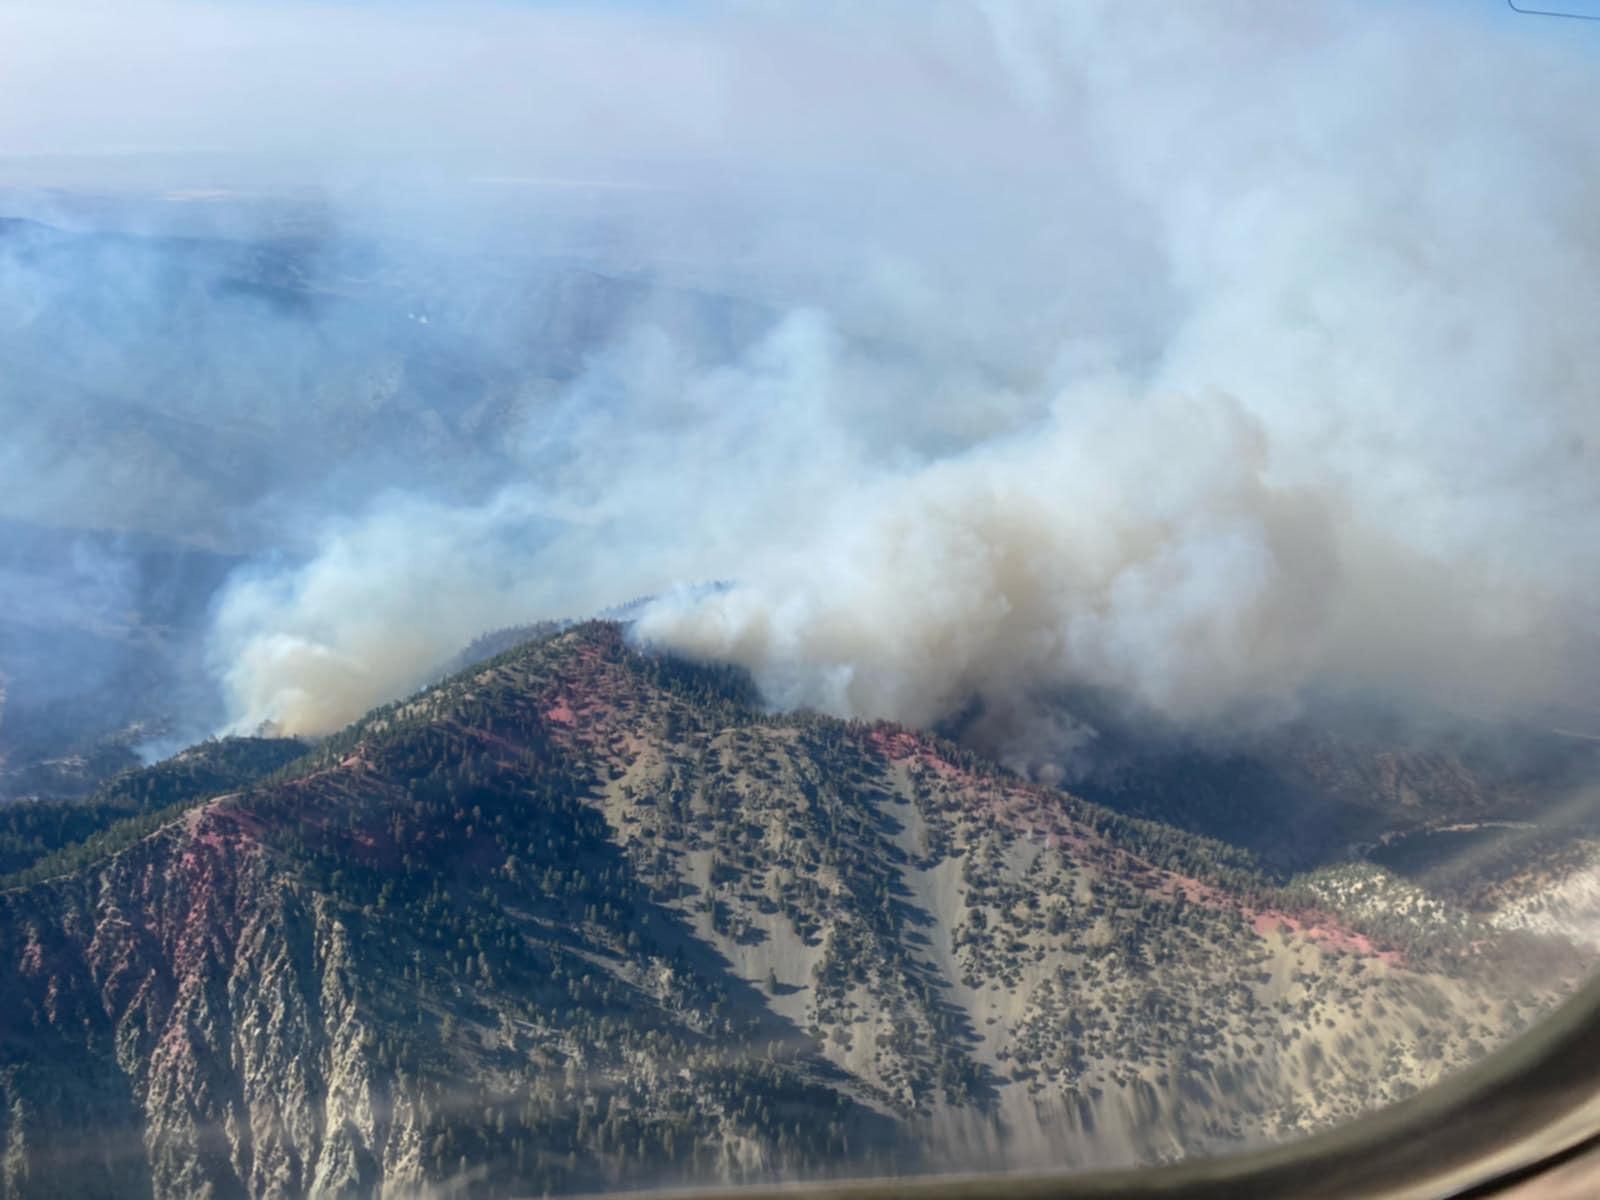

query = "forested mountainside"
[
  {"left": 0, "top": 735, "right": 305, "bottom": 885},
  {"left": 1059, "top": 708, "right": 1600, "bottom": 878},
  {"left": 0, "top": 624, "right": 1583, "bottom": 1198}
]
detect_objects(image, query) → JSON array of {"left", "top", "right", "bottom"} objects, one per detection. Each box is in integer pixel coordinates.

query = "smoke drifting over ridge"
[
  {"left": 4, "top": 2, "right": 1599, "bottom": 769},
  {"left": 633, "top": 1, "right": 1600, "bottom": 767}
]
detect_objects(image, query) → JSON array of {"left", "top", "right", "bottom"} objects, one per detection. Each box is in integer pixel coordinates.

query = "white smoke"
[{"left": 147, "top": 1, "right": 1600, "bottom": 747}]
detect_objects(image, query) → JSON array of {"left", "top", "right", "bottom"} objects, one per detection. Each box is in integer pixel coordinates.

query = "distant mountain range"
[{"left": 0, "top": 623, "right": 1585, "bottom": 1198}]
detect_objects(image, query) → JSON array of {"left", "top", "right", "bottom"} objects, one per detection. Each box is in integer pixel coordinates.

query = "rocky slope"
[{"left": 0, "top": 624, "right": 1583, "bottom": 1198}]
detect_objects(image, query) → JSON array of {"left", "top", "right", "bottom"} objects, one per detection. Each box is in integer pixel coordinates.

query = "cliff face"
[
  {"left": 3, "top": 805, "right": 342, "bottom": 1197},
  {"left": 0, "top": 625, "right": 1581, "bottom": 1198}
]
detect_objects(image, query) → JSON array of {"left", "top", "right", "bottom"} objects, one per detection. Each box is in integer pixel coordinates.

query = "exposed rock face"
[{"left": 0, "top": 625, "right": 1582, "bottom": 1197}]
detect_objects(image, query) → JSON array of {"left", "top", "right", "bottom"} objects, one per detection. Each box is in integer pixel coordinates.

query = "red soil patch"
[
  {"left": 868, "top": 727, "right": 964, "bottom": 779},
  {"left": 1252, "top": 909, "right": 1405, "bottom": 966},
  {"left": 540, "top": 688, "right": 626, "bottom": 745}
]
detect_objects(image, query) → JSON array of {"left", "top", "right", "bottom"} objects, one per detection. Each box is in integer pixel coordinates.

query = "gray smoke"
[
  {"left": 3, "top": 1, "right": 1597, "bottom": 765},
  {"left": 641, "top": 0, "right": 1600, "bottom": 763}
]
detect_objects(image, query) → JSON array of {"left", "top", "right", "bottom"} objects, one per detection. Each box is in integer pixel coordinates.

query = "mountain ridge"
[{"left": 0, "top": 622, "right": 1581, "bottom": 1198}]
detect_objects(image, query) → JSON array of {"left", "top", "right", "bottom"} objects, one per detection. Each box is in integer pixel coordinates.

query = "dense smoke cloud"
[
  {"left": 642, "top": 1, "right": 1600, "bottom": 767},
  {"left": 4, "top": 1, "right": 1598, "bottom": 763}
]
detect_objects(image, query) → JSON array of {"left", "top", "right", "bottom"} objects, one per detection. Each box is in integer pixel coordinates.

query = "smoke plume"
[{"left": 3, "top": 1, "right": 1597, "bottom": 767}]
